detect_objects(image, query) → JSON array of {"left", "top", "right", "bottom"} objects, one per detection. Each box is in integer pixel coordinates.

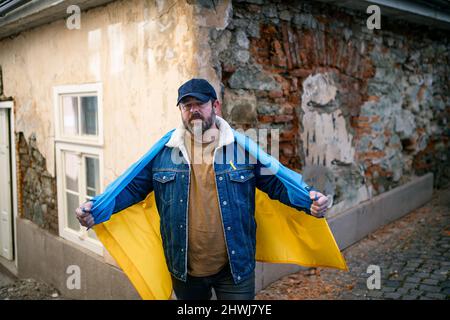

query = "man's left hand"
[{"left": 309, "top": 191, "right": 329, "bottom": 218}]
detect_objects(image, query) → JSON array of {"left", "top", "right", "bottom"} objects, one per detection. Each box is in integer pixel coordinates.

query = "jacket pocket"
[
  {"left": 153, "top": 171, "right": 177, "bottom": 205},
  {"left": 228, "top": 169, "right": 255, "bottom": 183},
  {"left": 227, "top": 169, "right": 255, "bottom": 221}
]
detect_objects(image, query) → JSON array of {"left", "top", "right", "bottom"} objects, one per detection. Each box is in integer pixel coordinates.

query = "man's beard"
[{"left": 183, "top": 112, "right": 215, "bottom": 138}]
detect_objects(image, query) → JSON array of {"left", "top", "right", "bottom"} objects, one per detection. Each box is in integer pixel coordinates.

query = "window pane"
[
  {"left": 81, "top": 96, "right": 98, "bottom": 136},
  {"left": 65, "top": 152, "right": 79, "bottom": 192},
  {"left": 85, "top": 156, "right": 100, "bottom": 197},
  {"left": 66, "top": 192, "right": 81, "bottom": 231},
  {"left": 62, "top": 96, "right": 79, "bottom": 135}
]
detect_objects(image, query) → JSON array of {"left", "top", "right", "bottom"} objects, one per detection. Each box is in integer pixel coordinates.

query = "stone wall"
[
  {"left": 209, "top": 0, "right": 450, "bottom": 214},
  {"left": 17, "top": 132, "right": 58, "bottom": 234}
]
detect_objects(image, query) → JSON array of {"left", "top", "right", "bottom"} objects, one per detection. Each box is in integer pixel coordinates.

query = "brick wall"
[{"left": 209, "top": 0, "right": 450, "bottom": 213}]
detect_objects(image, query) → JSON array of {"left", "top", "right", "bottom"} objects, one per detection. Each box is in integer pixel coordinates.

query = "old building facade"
[{"left": 0, "top": 0, "right": 448, "bottom": 299}]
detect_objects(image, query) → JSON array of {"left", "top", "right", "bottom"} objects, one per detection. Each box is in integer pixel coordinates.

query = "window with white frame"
[{"left": 53, "top": 83, "right": 104, "bottom": 255}]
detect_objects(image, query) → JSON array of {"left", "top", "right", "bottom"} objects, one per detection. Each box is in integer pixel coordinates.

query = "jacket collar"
[{"left": 165, "top": 116, "right": 234, "bottom": 149}]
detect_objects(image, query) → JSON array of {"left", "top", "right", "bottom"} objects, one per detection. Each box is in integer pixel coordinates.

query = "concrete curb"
[{"left": 328, "top": 173, "right": 434, "bottom": 250}]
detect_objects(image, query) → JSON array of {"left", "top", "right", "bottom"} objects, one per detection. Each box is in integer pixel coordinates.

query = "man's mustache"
[{"left": 190, "top": 113, "right": 203, "bottom": 121}]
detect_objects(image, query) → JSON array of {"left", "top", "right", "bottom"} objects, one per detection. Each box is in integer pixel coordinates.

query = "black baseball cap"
[{"left": 176, "top": 78, "right": 217, "bottom": 106}]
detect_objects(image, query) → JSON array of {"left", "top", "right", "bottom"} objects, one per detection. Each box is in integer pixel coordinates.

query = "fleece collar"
[{"left": 165, "top": 116, "right": 235, "bottom": 150}]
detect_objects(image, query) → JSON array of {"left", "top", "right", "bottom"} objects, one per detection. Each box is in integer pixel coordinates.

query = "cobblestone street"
[{"left": 256, "top": 187, "right": 450, "bottom": 300}]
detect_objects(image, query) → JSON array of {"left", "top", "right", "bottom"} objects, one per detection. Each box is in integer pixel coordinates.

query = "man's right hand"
[{"left": 75, "top": 201, "right": 95, "bottom": 229}]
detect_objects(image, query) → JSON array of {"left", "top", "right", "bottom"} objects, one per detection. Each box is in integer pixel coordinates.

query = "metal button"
[
  {"left": 231, "top": 250, "right": 235, "bottom": 254},
  {"left": 240, "top": 175, "right": 244, "bottom": 180},
  {"left": 181, "top": 248, "right": 184, "bottom": 252},
  {"left": 180, "top": 225, "right": 183, "bottom": 228},
  {"left": 223, "top": 201, "right": 227, "bottom": 205},
  {"left": 182, "top": 174, "right": 185, "bottom": 178},
  {"left": 162, "top": 176, "right": 166, "bottom": 180},
  {"left": 237, "top": 276, "right": 241, "bottom": 280},
  {"left": 227, "top": 226, "right": 231, "bottom": 231},
  {"left": 180, "top": 199, "right": 183, "bottom": 203},
  {"left": 219, "top": 176, "right": 223, "bottom": 181}
]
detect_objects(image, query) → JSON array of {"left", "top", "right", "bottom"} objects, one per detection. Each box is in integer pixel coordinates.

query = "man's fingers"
[
  {"left": 81, "top": 206, "right": 91, "bottom": 214},
  {"left": 75, "top": 211, "right": 94, "bottom": 227},
  {"left": 82, "top": 214, "right": 93, "bottom": 223},
  {"left": 86, "top": 216, "right": 94, "bottom": 226},
  {"left": 313, "top": 196, "right": 328, "bottom": 206},
  {"left": 76, "top": 206, "right": 91, "bottom": 217},
  {"left": 311, "top": 204, "right": 328, "bottom": 212},
  {"left": 311, "top": 207, "right": 327, "bottom": 218},
  {"left": 309, "top": 191, "right": 329, "bottom": 218},
  {"left": 309, "top": 191, "right": 318, "bottom": 200},
  {"left": 311, "top": 203, "right": 327, "bottom": 209},
  {"left": 312, "top": 211, "right": 325, "bottom": 218},
  {"left": 317, "top": 196, "right": 328, "bottom": 206}
]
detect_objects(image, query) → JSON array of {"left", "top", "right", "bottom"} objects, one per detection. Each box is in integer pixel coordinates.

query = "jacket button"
[
  {"left": 231, "top": 250, "right": 235, "bottom": 254},
  {"left": 162, "top": 176, "right": 166, "bottom": 180},
  {"left": 227, "top": 226, "right": 231, "bottom": 231},
  {"left": 240, "top": 175, "right": 244, "bottom": 180},
  {"left": 223, "top": 201, "right": 227, "bottom": 205},
  {"left": 219, "top": 176, "right": 223, "bottom": 181},
  {"left": 237, "top": 276, "right": 241, "bottom": 280},
  {"left": 180, "top": 199, "right": 183, "bottom": 203},
  {"left": 181, "top": 248, "right": 184, "bottom": 252},
  {"left": 181, "top": 174, "right": 185, "bottom": 178},
  {"left": 180, "top": 225, "right": 183, "bottom": 228}
]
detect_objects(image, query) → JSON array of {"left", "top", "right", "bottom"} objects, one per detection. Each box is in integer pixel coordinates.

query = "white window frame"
[
  {"left": 53, "top": 83, "right": 104, "bottom": 147},
  {"left": 53, "top": 83, "right": 104, "bottom": 255}
]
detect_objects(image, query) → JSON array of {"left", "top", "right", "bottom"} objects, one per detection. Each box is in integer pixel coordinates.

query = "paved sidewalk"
[
  {"left": 256, "top": 186, "right": 450, "bottom": 300},
  {"left": 0, "top": 266, "right": 14, "bottom": 289},
  {"left": 0, "top": 260, "right": 63, "bottom": 300}
]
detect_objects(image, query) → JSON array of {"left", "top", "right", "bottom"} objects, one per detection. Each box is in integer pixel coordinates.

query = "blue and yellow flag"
[{"left": 90, "top": 130, "right": 348, "bottom": 299}]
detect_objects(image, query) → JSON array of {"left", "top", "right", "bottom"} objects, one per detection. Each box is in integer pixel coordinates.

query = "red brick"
[
  {"left": 359, "top": 151, "right": 386, "bottom": 159},
  {"left": 281, "top": 22, "right": 294, "bottom": 70},
  {"left": 281, "top": 103, "right": 294, "bottom": 114},
  {"left": 280, "top": 130, "right": 297, "bottom": 141},
  {"left": 367, "top": 95, "right": 380, "bottom": 102},
  {"left": 268, "top": 90, "right": 283, "bottom": 98},
  {"left": 271, "top": 39, "right": 287, "bottom": 68},
  {"left": 258, "top": 114, "right": 294, "bottom": 123},
  {"left": 291, "top": 68, "right": 312, "bottom": 78},
  {"left": 274, "top": 114, "right": 294, "bottom": 123},
  {"left": 287, "top": 94, "right": 300, "bottom": 105}
]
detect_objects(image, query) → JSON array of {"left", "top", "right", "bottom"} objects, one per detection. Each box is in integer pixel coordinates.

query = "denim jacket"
[{"left": 111, "top": 117, "right": 316, "bottom": 284}]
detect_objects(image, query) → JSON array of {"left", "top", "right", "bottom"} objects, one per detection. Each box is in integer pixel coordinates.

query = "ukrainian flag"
[{"left": 90, "top": 130, "right": 348, "bottom": 299}]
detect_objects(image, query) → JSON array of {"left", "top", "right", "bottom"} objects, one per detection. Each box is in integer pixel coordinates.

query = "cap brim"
[{"left": 176, "top": 93, "right": 211, "bottom": 106}]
